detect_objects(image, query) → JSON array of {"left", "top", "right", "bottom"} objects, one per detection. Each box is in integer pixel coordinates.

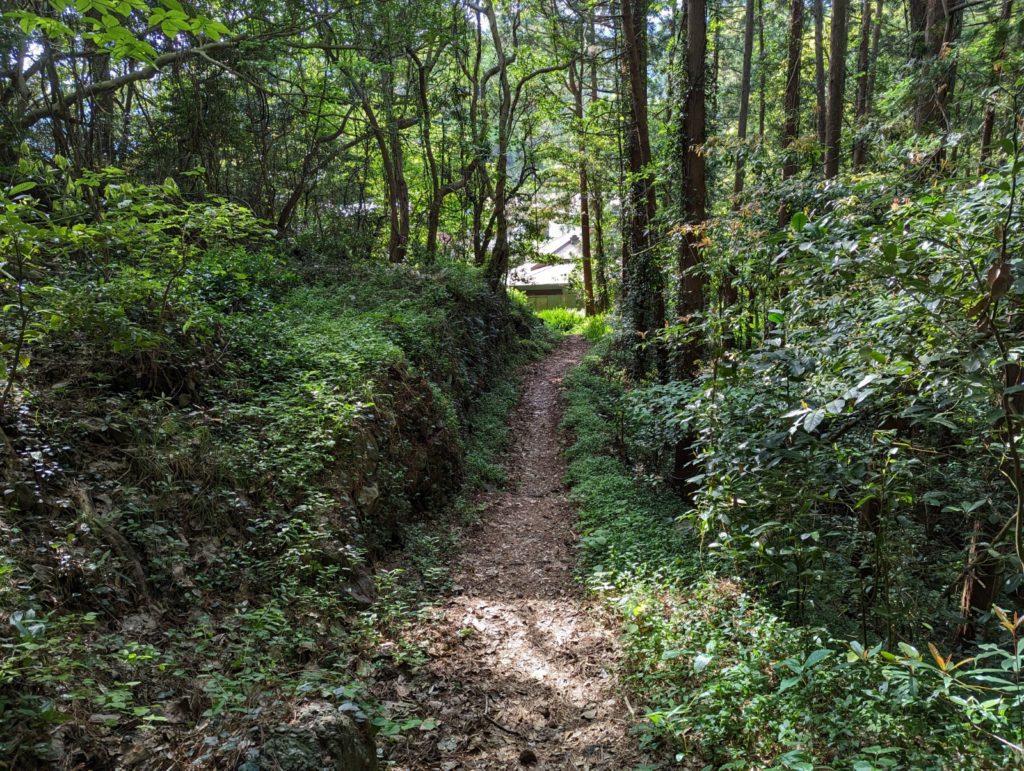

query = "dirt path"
[{"left": 381, "top": 337, "right": 650, "bottom": 770}]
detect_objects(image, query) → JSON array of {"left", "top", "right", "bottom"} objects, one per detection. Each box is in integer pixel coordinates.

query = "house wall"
[{"left": 523, "top": 286, "right": 582, "bottom": 310}]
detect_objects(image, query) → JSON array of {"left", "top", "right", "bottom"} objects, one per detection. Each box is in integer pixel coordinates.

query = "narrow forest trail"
[{"left": 381, "top": 337, "right": 651, "bottom": 770}]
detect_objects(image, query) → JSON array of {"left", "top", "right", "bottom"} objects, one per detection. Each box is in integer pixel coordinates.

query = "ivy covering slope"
[{"left": 0, "top": 172, "right": 542, "bottom": 767}]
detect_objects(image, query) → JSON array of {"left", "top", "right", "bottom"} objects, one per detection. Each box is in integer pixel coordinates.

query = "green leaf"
[
  {"left": 859, "top": 347, "right": 887, "bottom": 365},
  {"left": 804, "top": 648, "right": 832, "bottom": 668},
  {"left": 803, "top": 409, "right": 824, "bottom": 433},
  {"left": 897, "top": 642, "right": 921, "bottom": 660},
  {"left": 8, "top": 182, "right": 36, "bottom": 196},
  {"left": 825, "top": 398, "right": 845, "bottom": 415},
  {"left": 778, "top": 676, "right": 801, "bottom": 692}
]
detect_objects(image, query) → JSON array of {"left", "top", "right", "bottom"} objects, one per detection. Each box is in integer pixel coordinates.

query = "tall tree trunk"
[
  {"left": 480, "top": 1, "right": 512, "bottom": 291},
  {"left": 380, "top": 67, "right": 411, "bottom": 262},
  {"left": 733, "top": 0, "right": 756, "bottom": 204},
  {"left": 389, "top": 128, "right": 410, "bottom": 262},
  {"left": 758, "top": 0, "right": 766, "bottom": 141},
  {"left": 357, "top": 99, "right": 404, "bottom": 263},
  {"left": 814, "top": 0, "right": 827, "bottom": 146},
  {"left": 593, "top": 196, "right": 610, "bottom": 312},
  {"left": 469, "top": 8, "right": 488, "bottom": 267},
  {"left": 824, "top": 0, "right": 849, "bottom": 178},
  {"left": 678, "top": 0, "right": 707, "bottom": 352},
  {"left": 958, "top": 516, "right": 1002, "bottom": 640},
  {"left": 780, "top": 0, "right": 804, "bottom": 203},
  {"left": 852, "top": 0, "right": 874, "bottom": 170},
  {"left": 710, "top": 3, "right": 721, "bottom": 125},
  {"left": 88, "top": 53, "right": 114, "bottom": 166},
  {"left": 412, "top": 51, "right": 442, "bottom": 262},
  {"left": 867, "top": 0, "right": 883, "bottom": 114},
  {"left": 579, "top": 165, "right": 596, "bottom": 315},
  {"left": 980, "top": 0, "right": 1015, "bottom": 167},
  {"left": 349, "top": 66, "right": 409, "bottom": 264},
  {"left": 589, "top": 15, "right": 610, "bottom": 313},
  {"left": 571, "top": 60, "right": 596, "bottom": 315},
  {"left": 85, "top": 9, "right": 114, "bottom": 167},
  {"left": 621, "top": 0, "right": 664, "bottom": 377},
  {"left": 912, "top": 0, "right": 963, "bottom": 135},
  {"left": 672, "top": 0, "right": 707, "bottom": 494},
  {"left": 614, "top": 0, "right": 629, "bottom": 287}
]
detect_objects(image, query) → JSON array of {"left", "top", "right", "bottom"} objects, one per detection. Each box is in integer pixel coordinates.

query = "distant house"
[{"left": 508, "top": 223, "right": 582, "bottom": 310}]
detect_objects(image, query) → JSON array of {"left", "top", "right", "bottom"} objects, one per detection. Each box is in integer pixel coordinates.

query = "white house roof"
[
  {"left": 509, "top": 261, "right": 574, "bottom": 288},
  {"left": 508, "top": 222, "right": 581, "bottom": 288},
  {"left": 540, "top": 232, "right": 580, "bottom": 258}
]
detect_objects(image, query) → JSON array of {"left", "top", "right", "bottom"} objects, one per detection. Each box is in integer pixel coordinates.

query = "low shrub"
[
  {"left": 537, "top": 307, "right": 611, "bottom": 341},
  {"left": 562, "top": 342, "right": 1023, "bottom": 768}
]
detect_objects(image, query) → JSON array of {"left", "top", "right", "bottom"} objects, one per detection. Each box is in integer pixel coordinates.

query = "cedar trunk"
[
  {"left": 824, "top": 0, "right": 849, "bottom": 178},
  {"left": 781, "top": 0, "right": 804, "bottom": 183},
  {"left": 852, "top": 0, "right": 874, "bottom": 170},
  {"left": 733, "top": 0, "right": 756, "bottom": 204}
]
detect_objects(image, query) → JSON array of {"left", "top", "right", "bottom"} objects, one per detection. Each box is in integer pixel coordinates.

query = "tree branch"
[{"left": 20, "top": 38, "right": 244, "bottom": 127}]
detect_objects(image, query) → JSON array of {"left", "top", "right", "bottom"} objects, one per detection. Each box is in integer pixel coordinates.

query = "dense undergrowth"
[
  {"left": 0, "top": 170, "right": 543, "bottom": 767},
  {"left": 534, "top": 307, "right": 611, "bottom": 342},
  {"left": 564, "top": 339, "right": 1024, "bottom": 768},
  {"left": 563, "top": 152, "right": 1024, "bottom": 768}
]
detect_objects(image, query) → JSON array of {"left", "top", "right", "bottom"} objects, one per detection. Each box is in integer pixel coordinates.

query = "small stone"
[{"left": 519, "top": 748, "right": 538, "bottom": 766}]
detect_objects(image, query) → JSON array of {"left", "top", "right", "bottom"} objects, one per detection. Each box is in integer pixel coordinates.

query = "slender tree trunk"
[
  {"left": 469, "top": 9, "right": 487, "bottom": 267},
  {"left": 360, "top": 105, "right": 403, "bottom": 263},
  {"left": 480, "top": 1, "right": 512, "bottom": 291},
  {"left": 84, "top": 9, "right": 114, "bottom": 167},
  {"left": 867, "top": 0, "right": 883, "bottom": 114},
  {"left": 980, "top": 0, "right": 1014, "bottom": 167},
  {"left": 614, "top": 0, "right": 629, "bottom": 287},
  {"left": 391, "top": 133, "right": 410, "bottom": 262},
  {"left": 593, "top": 198, "right": 610, "bottom": 312},
  {"left": 824, "top": 0, "right": 849, "bottom": 178},
  {"left": 664, "top": 8, "right": 680, "bottom": 211},
  {"left": 349, "top": 66, "right": 408, "bottom": 264},
  {"left": 589, "top": 13, "right": 610, "bottom": 313},
  {"left": 733, "top": 0, "right": 755, "bottom": 204},
  {"left": 572, "top": 61, "right": 596, "bottom": 315},
  {"left": 814, "top": 0, "right": 827, "bottom": 146},
  {"left": 381, "top": 68, "right": 411, "bottom": 262},
  {"left": 413, "top": 51, "right": 443, "bottom": 262},
  {"left": 89, "top": 54, "right": 114, "bottom": 166},
  {"left": 781, "top": 0, "right": 804, "bottom": 198},
  {"left": 710, "top": 3, "right": 721, "bottom": 125},
  {"left": 758, "top": 0, "right": 766, "bottom": 141},
  {"left": 958, "top": 516, "right": 1002, "bottom": 640},
  {"left": 579, "top": 167, "right": 596, "bottom": 315},
  {"left": 852, "top": 0, "right": 874, "bottom": 170}
]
